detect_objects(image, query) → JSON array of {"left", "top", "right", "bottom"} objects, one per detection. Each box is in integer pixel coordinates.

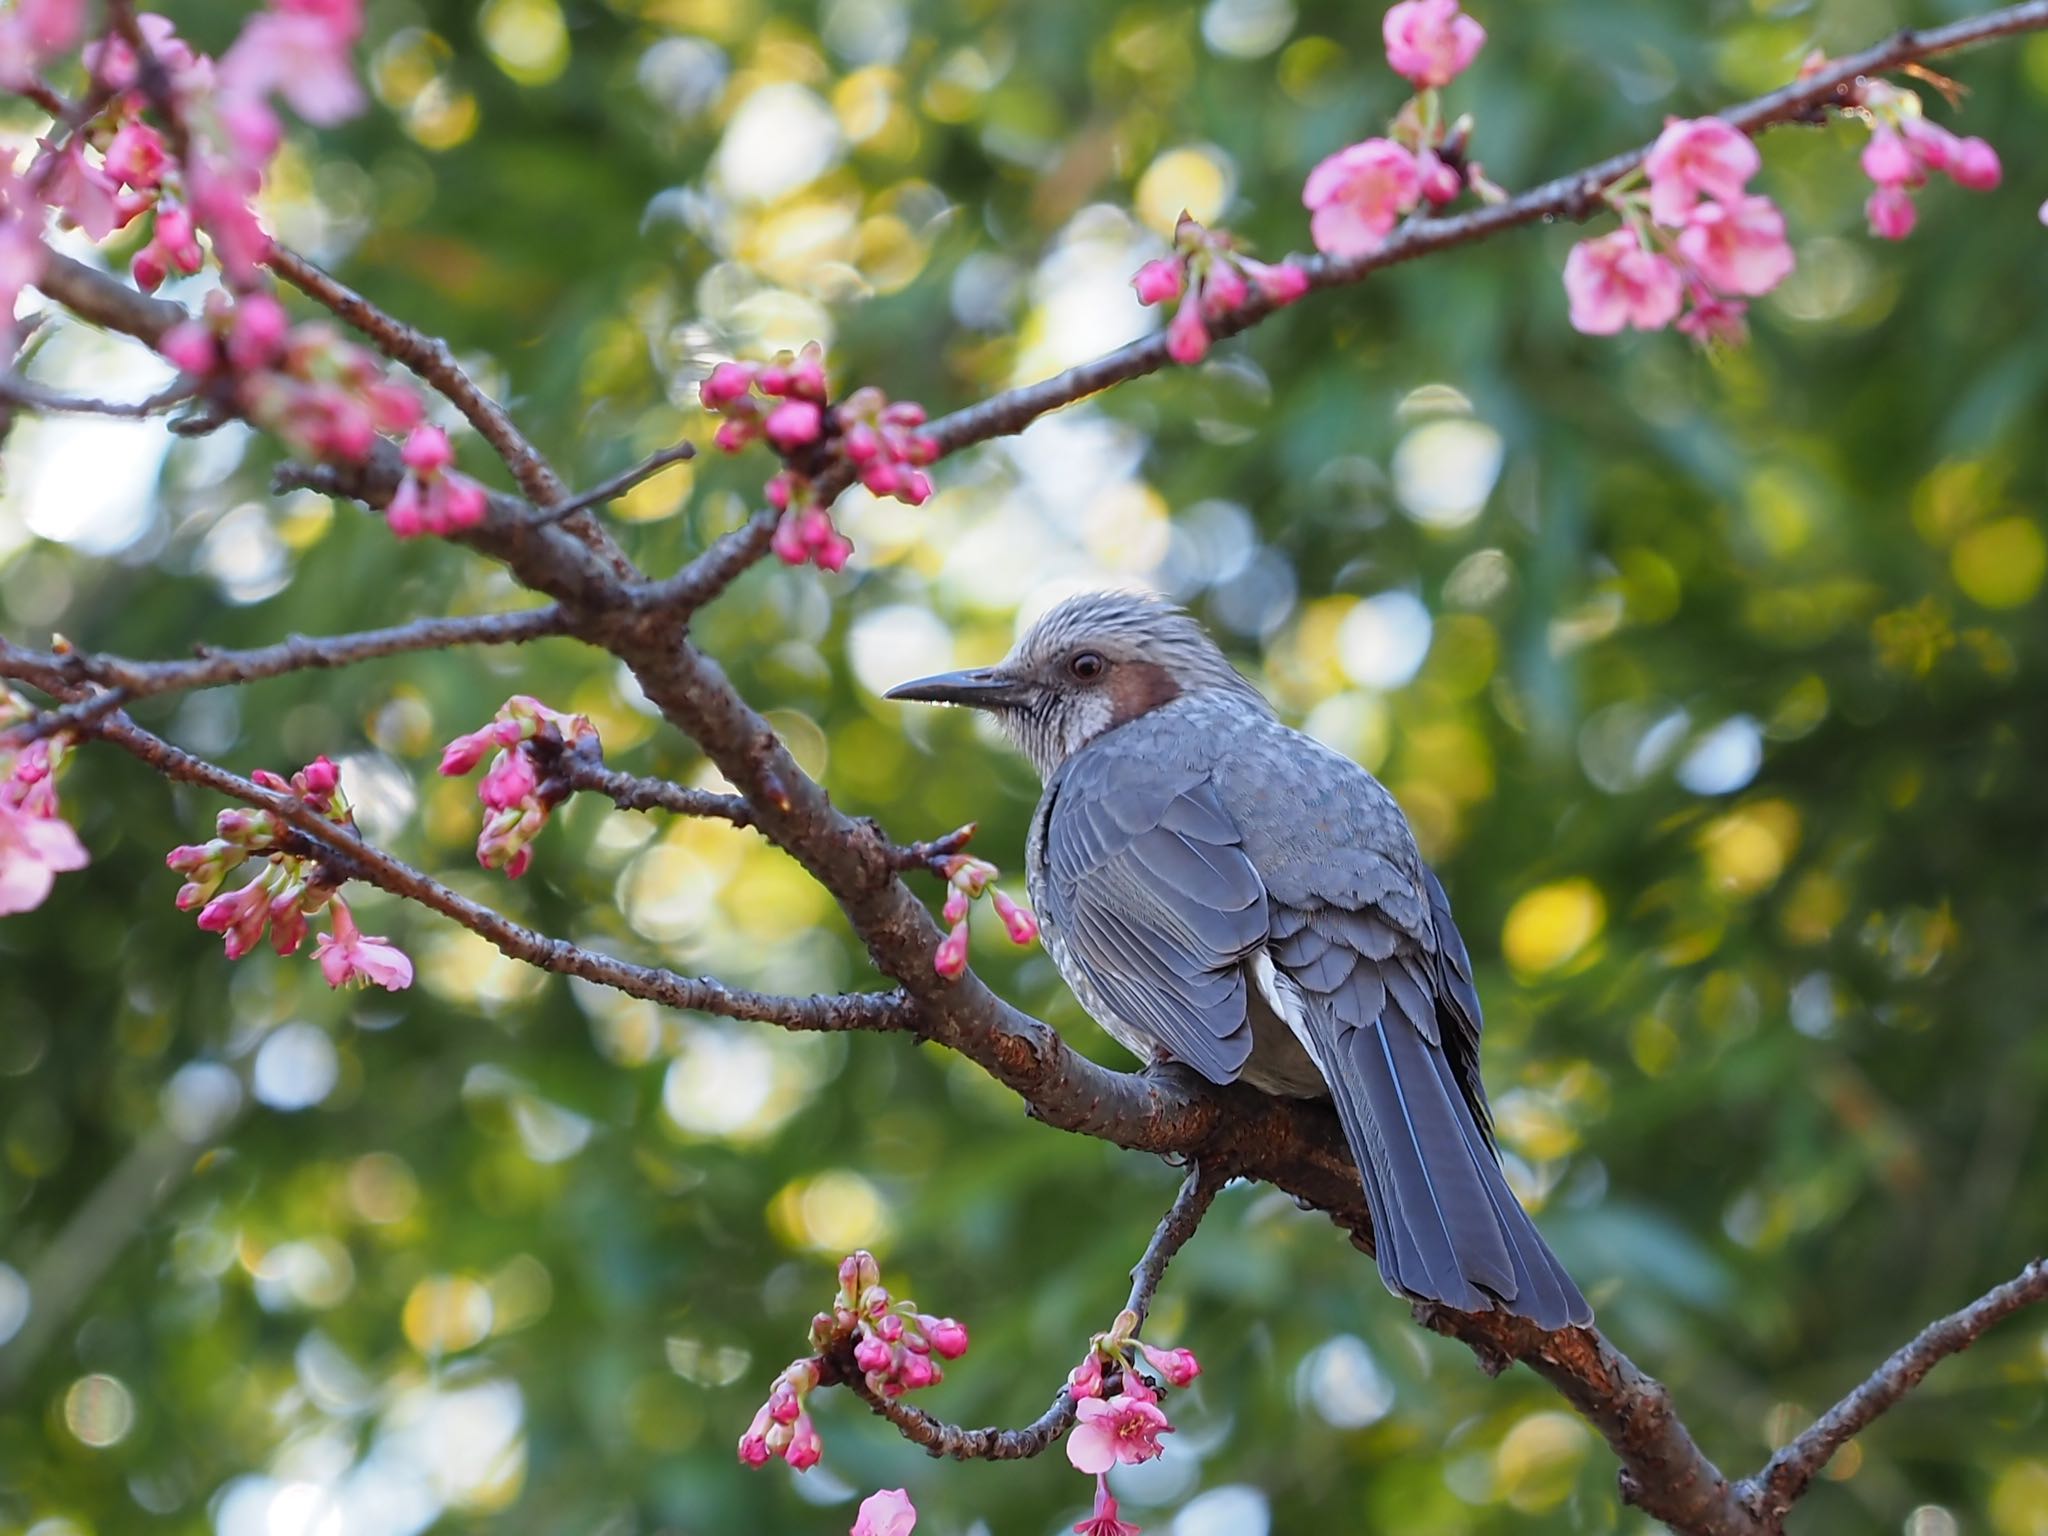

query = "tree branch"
[
  {"left": 0, "top": 372, "right": 193, "bottom": 418},
  {"left": 534, "top": 442, "right": 697, "bottom": 526},
  {"left": 1739, "top": 1256, "right": 2048, "bottom": 1527},
  {"left": 0, "top": 608, "right": 568, "bottom": 720},
  {"left": 66, "top": 706, "right": 904, "bottom": 1033},
  {"left": 833, "top": 1162, "right": 1224, "bottom": 1462}
]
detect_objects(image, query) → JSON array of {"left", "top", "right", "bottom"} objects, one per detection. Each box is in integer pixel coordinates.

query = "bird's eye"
[{"left": 1068, "top": 651, "right": 1106, "bottom": 681}]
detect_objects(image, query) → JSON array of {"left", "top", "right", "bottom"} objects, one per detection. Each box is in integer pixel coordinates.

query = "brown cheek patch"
[{"left": 1106, "top": 661, "right": 1183, "bottom": 725}]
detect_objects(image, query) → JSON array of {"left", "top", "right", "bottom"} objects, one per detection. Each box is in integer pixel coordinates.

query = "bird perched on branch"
[{"left": 888, "top": 590, "right": 1590, "bottom": 1329}]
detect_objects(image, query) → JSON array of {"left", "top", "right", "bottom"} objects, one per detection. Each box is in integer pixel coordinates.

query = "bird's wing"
[
  {"left": 1041, "top": 752, "right": 1268, "bottom": 1086},
  {"left": 1260, "top": 853, "right": 1589, "bottom": 1327}
]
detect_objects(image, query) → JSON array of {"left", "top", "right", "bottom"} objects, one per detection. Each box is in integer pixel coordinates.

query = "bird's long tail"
[{"left": 1307, "top": 988, "right": 1591, "bottom": 1329}]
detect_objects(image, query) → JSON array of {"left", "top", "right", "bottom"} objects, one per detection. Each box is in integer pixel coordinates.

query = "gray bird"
[{"left": 887, "top": 590, "right": 1590, "bottom": 1329}]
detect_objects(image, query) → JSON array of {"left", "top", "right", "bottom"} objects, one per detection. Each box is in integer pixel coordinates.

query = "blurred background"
[{"left": 3, "top": 0, "right": 2047, "bottom": 1532}]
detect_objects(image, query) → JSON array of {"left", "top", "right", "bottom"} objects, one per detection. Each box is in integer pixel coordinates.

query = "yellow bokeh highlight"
[
  {"left": 616, "top": 459, "right": 693, "bottom": 522},
  {"left": 403, "top": 1274, "right": 494, "bottom": 1354},
  {"left": 1135, "top": 146, "right": 1230, "bottom": 236},
  {"left": 481, "top": 0, "right": 570, "bottom": 86},
  {"left": 1502, "top": 879, "right": 1606, "bottom": 978},
  {"left": 1699, "top": 799, "right": 1800, "bottom": 898},
  {"left": 1990, "top": 1460, "right": 2048, "bottom": 1536},
  {"left": 1494, "top": 1411, "right": 1591, "bottom": 1514},
  {"left": 769, "top": 1169, "right": 890, "bottom": 1254},
  {"left": 1951, "top": 517, "right": 2046, "bottom": 609},
  {"left": 407, "top": 79, "right": 481, "bottom": 151},
  {"left": 1780, "top": 870, "right": 1848, "bottom": 946}
]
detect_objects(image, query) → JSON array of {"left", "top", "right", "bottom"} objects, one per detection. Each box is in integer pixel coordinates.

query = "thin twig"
[
  {"left": 0, "top": 609, "right": 568, "bottom": 724},
  {"left": 1740, "top": 1257, "right": 2048, "bottom": 1526},
  {"left": 533, "top": 442, "right": 697, "bottom": 526},
  {"left": 835, "top": 1163, "right": 1224, "bottom": 1461},
  {"left": 543, "top": 750, "right": 756, "bottom": 832},
  {"left": 0, "top": 373, "right": 194, "bottom": 418}
]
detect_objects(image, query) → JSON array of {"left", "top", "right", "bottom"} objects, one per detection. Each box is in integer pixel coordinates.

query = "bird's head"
[{"left": 885, "top": 589, "right": 1269, "bottom": 777}]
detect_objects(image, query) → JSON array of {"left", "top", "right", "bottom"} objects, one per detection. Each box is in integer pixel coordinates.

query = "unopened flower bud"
[
  {"left": 934, "top": 920, "right": 970, "bottom": 977},
  {"left": 993, "top": 890, "right": 1038, "bottom": 945},
  {"left": 1132, "top": 257, "right": 1184, "bottom": 306}
]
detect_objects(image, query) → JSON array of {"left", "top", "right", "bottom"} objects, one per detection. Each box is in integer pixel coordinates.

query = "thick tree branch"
[
  {"left": 1738, "top": 1257, "right": 2048, "bottom": 1527},
  {"left": 543, "top": 749, "right": 757, "bottom": 832},
  {"left": 833, "top": 1162, "right": 1224, "bottom": 1461}
]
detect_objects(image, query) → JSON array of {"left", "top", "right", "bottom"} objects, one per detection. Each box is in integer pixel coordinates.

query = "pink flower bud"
[
  {"left": 923, "top": 1316, "right": 969, "bottom": 1359},
  {"left": 386, "top": 476, "right": 426, "bottom": 538},
  {"left": 227, "top": 293, "right": 290, "bottom": 371},
  {"left": 250, "top": 769, "right": 292, "bottom": 792},
  {"left": 942, "top": 885, "right": 970, "bottom": 927},
  {"left": 1866, "top": 184, "right": 1917, "bottom": 241},
  {"left": 402, "top": 424, "right": 454, "bottom": 475},
  {"left": 896, "top": 1351, "right": 937, "bottom": 1390},
  {"left": 872, "top": 1308, "right": 903, "bottom": 1340},
  {"left": 814, "top": 529, "right": 854, "bottom": 572},
  {"left": 906, "top": 434, "right": 939, "bottom": 466},
  {"left": 131, "top": 246, "right": 169, "bottom": 292},
  {"left": 1861, "top": 127, "right": 1918, "bottom": 188},
  {"left": 1138, "top": 1342, "right": 1202, "bottom": 1388},
  {"left": 840, "top": 1251, "right": 881, "bottom": 1297},
  {"left": 860, "top": 460, "right": 902, "bottom": 497},
  {"left": 439, "top": 729, "right": 493, "bottom": 777},
  {"left": 298, "top": 756, "right": 340, "bottom": 798},
  {"left": 1131, "top": 257, "right": 1184, "bottom": 306},
  {"left": 713, "top": 416, "right": 756, "bottom": 454},
  {"left": 766, "top": 1377, "right": 802, "bottom": 1425},
  {"left": 1165, "top": 302, "right": 1209, "bottom": 365},
  {"left": 1068, "top": 1351, "right": 1105, "bottom": 1400},
  {"left": 1419, "top": 153, "right": 1464, "bottom": 206},
  {"left": 1200, "top": 260, "right": 1248, "bottom": 317},
  {"left": 782, "top": 1412, "right": 822, "bottom": 1470},
  {"left": 843, "top": 422, "right": 881, "bottom": 463},
  {"left": 771, "top": 514, "right": 809, "bottom": 565},
  {"left": 992, "top": 890, "right": 1038, "bottom": 945},
  {"left": 437, "top": 475, "right": 489, "bottom": 532},
  {"left": 934, "top": 920, "right": 970, "bottom": 978},
  {"left": 1248, "top": 259, "right": 1311, "bottom": 305},
  {"left": 897, "top": 471, "right": 932, "bottom": 506},
  {"left": 737, "top": 1404, "right": 774, "bottom": 1467},
  {"left": 853, "top": 1333, "right": 894, "bottom": 1373},
  {"left": 787, "top": 345, "right": 828, "bottom": 401},
  {"left": 881, "top": 399, "right": 927, "bottom": 428},
  {"left": 1900, "top": 117, "right": 1958, "bottom": 174},
  {"left": 700, "top": 360, "right": 758, "bottom": 409},
  {"left": 756, "top": 362, "right": 793, "bottom": 396},
  {"left": 1949, "top": 135, "right": 2001, "bottom": 191},
  {"left": 764, "top": 399, "right": 824, "bottom": 451},
  {"left": 478, "top": 747, "right": 539, "bottom": 812},
  {"left": 365, "top": 380, "right": 425, "bottom": 432},
  {"left": 159, "top": 320, "right": 218, "bottom": 376}
]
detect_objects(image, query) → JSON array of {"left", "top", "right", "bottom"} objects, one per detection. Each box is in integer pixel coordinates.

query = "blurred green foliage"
[{"left": 4, "top": 1, "right": 2048, "bottom": 1533}]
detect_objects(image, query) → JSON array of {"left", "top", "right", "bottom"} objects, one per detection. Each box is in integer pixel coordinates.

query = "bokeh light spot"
[{"left": 1502, "top": 879, "right": 1606, "bottom": 977}]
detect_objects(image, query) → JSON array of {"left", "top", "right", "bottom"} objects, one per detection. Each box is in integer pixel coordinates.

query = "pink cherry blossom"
[
  {"left": 0, "top": 799, "right": 89, "bottom": 916},
  {"left": 402, "top": 424, "right": 454, "bottom": 473},
  {"left": 1674, "top": 194, "right": 1794, "bottom": 297},
  {"left": 1303, "top": 138, "right": 1421, "bottom": 258},
  {"left": 1562, "top": 229, "right": 1683, "bottom": 335},
  {"left": 1676, "top": 291, "right": 1748, "bottom": 347},
  {"left": 1645, "top": 117, "right": 1760, "bottom": 225},
  {"left": 0, "top": 0, "right": 86, "bottom": 87},
  {"left": 700, "top": 360, "right": 757, "bottom": 408},
  {"left": 1242, "top": 257, "right": 1310, "bottom": 304},
  {"left": 227, "top": 293, "right": 291, "bottom": 372},
  {"left": 1074, "top": 1478, "right": 1140, "bottom": 1536},
  {"left": 851, "top": 1489, "right": 917, "bottom": 1536},
  {"left": 1065, "top": 1393, "right": 1172, "bottom": 1475},
  {"left": 220, "top": 10, "right": 366, "bottom": 127},
  {"left": 1866, "top": 184, "right": 1917, "bottom": 241},
  {"left": 1068, "top": 1351, "right": 1105, "bottom": 1400},
  {"left": 736, "top": 1405, "right": 773, "bottom": 1468},
  {"left": 1198, "top": 259, "right": 1248, "bottom": 318},
  {"left": 1898, "top": 118, "right": 1958, "bottom": 176},
  {"left": 313, "top": 897, "right": 413, "bottom": 990},
  {"left": 1382, "top": 0, "right": 1485, "bottom": 90}
]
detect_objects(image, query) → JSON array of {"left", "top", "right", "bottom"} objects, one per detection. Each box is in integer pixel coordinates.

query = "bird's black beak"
[{"left": 884, "top": 667, "right": 1031, "bottom": 710}]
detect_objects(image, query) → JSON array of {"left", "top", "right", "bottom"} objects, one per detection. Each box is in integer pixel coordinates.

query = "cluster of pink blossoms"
[
  {"left": 161, "top": 291, "right": 430, "bottom": 463},
  {"left": 930, "top": 852, "right": 1037, "bottom": 978},
  {"left": 164, "top": 755, "right": 411, "bottom": 989},
  {"left": 388, "top": 425, "right": 489, "bottom": 537},
  {"left": 0, "top": 694, "right": 89, "bottom": 917},
  {"left": 700, "top": 343, "right": 938, "bottom": 572},
  {"left": 1059, "top": 1309, "right": 1203, "bottom": 1535},
  {"left": 737, "top": 1252, "right": 969, "bottom": 1475},
  {"left": 1563, "top": 116, "right": 1794, "bottom": 343},
  {"left": 1132, "top": 214, "right": 1309, "bottom": 365},
  {"left": 8, "top": 2, "right": 364, "bottom": 306},
  {"left": 1856, "top": 82, "right": 2002, "bottom": 241},
  {"left": 438, "top": 695, "right": 597, "bottom": 878},
  {"left": 1300, "top": 0, "right": 1493, "bottom": 263}
]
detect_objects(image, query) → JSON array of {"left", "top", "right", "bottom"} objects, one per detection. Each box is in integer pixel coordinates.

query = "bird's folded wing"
[{"left": 1043, "top": 758, "right": 1268, "bottom": 1085}]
